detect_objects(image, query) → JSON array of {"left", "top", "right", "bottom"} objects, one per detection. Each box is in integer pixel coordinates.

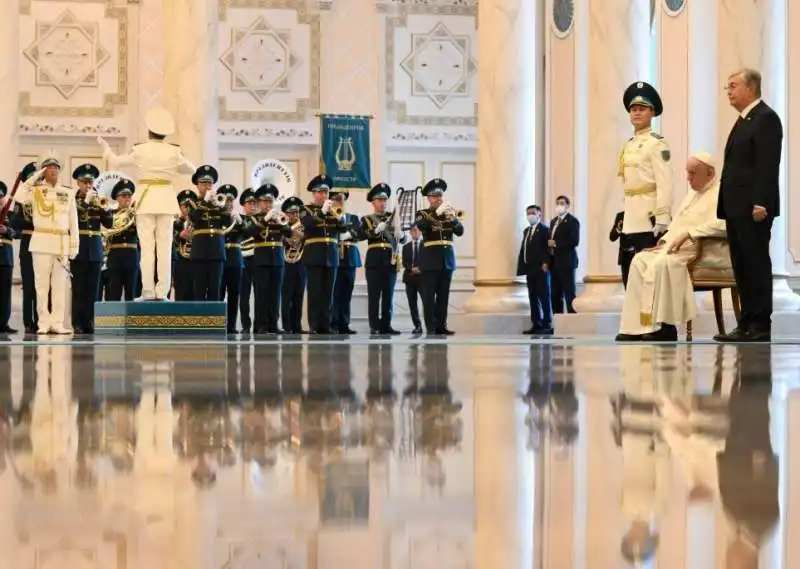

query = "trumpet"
[
  {"left": 331, "top": 204, "right": 344, "bottom": 217},
  {"left": 212, "top": 192, "right": 228, "bottom": 208}
]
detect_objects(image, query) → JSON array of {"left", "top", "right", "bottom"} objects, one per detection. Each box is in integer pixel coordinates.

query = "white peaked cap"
[
  {"left": 691, "top": 151, "right": 716, "bottom": 170},
  {"left": 145, "top": 107, "right": 175, "bottom": 136}
]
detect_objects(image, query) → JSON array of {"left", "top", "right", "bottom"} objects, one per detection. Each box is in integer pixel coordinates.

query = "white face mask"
[
  {"left": 526, "top": 214, "right": 538, "bottom": 225},
  {"left": 555, "top": 205, "right": 566, "bottom": 216}
]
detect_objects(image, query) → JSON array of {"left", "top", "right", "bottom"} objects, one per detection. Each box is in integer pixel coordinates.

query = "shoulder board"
[
  {"left": 62, "top": 185, "right": 72, "bottom": 190},
  {"left": 651, "top": 132, "right": 664, "bottom": 139},
  {"left": 170, "top": 143, "right": 180, "bottom": 147},
  {"left": 628, "top": 136, "right": 634, "bottom": 142}
]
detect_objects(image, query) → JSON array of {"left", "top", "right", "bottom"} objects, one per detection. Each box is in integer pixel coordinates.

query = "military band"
[{"left": 104, "top": 179, "right": 140, "bottom": 301}]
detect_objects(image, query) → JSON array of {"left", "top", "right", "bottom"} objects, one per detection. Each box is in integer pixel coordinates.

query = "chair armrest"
[{"left": 688, "top": 236, "right": 729, "bottom": 273}]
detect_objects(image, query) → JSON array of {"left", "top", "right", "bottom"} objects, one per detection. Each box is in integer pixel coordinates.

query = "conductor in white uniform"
[
  {"left": 616, "top": 152, "right": 726, "bottom": 342},
  {"left": 98, "top": 108, "right": 196, "bottom": 300},
  {"left": 13, "top": 156, "right": 80, "bottom": 335}
]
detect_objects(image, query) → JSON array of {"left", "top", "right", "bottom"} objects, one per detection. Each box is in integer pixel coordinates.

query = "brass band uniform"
[
  {"left": 618, "top": 82, "right": 673, "bottom": 265},
  {"left": 238, "top": 188, "right": 257, "bottom": 332},
  {"left": 9, "top": 162, "right": 40, "bottom": 333},
  {"left": 359, "top": 183, "right": 401, "bottom": 335},
  {"left": 188, "top": 167, "right": 232, "bottom": 301},
  {"left": 105, "top": 179, "right": 140, "bottom": 301},
  {"left": 13, "top": 156, "right": 79, "bottom": 335},
  {"left": 0, "top": 182, "right": 16, "bottom": 333},
  {"left": 71, "top": 163, "right": 113, "bottom": 333},
  {"left": 281, "top": 197, "right": 306, "bottom": 334},
  {"left": 218, "top": 184, "right": 244, "bottom": 334},
  {"left": 243, "top": 183, "right": 291, "bottom": 334},
  {"left": 300, "top": 175, "right": 346, "bottom": 334},
  {"left": 414, "top": 178, "right": 463, "bottom": 335},
  {"left": 173, "top": 190, "right": 196, "bottom": 301},
  {"left": 330, "top": 191, "right": 361, "bottom": 334}
]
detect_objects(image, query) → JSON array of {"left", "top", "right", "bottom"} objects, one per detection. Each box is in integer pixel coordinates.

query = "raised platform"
[{"left": 94, "top": 301, "right": 227, "bottom": 335}]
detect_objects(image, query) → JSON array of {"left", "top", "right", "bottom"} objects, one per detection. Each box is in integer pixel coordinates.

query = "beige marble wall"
[
  {"left": 134, "top": 0, "right": 164, "bottom": 139},
  {"left": 0, "top": 0, "right": 19, "bottom": 185}
]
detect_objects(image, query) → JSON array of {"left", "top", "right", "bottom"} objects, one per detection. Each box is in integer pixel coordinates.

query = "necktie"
[{"left": 412, "top": 241, "right": 418, "bottom": 266}]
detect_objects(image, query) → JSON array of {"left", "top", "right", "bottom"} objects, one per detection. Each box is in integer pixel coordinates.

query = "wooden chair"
[{"left": 686, "top": 237, "right": 741, "bottom": 341}]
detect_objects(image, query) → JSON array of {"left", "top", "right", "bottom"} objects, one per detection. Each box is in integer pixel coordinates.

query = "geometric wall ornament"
[
  {"left": 399, "top": 21, "right": 476, "bottom": 110},
  {"left": 23, "top": 9, "right": 111, "bottom": 100},
  {"left": 220, "top": 15, "right": 303, "bottom": 105}
]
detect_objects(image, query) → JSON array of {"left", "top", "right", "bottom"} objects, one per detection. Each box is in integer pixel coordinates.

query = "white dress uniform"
[
  {"left": 13, "top": 168, "right": 80, "bottom": 334},
  {"left": 619, "top": 158, "right": 727, "bottom": 336},
  {"left": 100, "top": 108, "right": 196, "bottom": 300},
  {"left": 619, "top": 127, "right": 674, "bottom": 234}
]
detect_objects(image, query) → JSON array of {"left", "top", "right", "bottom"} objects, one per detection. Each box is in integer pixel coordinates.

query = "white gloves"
[
  {"left": 436, "top": 203, "right": 447, "bottom": 216},
  {"left": 321, "top": 199, "right": 333, "bottom": 214},
  {"left": 653, "top": 223, "right": 668, "bottom": 236},
  {"left": 85, "top": 189, "right": 97, "bottom": 202},
  {"left": 204, "top": 190, "right": 216, "bottom": 203},
  {"left": 340, "top": 231, "right": 352, "bottom": 241},
  {"left": 69, "top": 244, "right": 79, "bottom": 260},
  {"left": 233, "top": 212, "right": 242, "bottom": 224},
  {"left": 374, "top": 221, "right": 387, "bottom": 234},
  {"left": 266, "top": 208, "right": 281, "bottom": 222},
  {"left": 96, "top": 136, "right": 109, "bottom": 149}
]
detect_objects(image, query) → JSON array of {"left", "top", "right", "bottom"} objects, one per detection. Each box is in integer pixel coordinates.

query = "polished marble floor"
[{"left": 0, "top": 337, "right": 795, "bottom": 569}]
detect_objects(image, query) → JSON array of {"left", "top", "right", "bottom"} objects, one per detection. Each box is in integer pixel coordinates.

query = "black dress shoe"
[
  {"left": 641, "top": 324, "right": 678, "bottom": 342},
  {"left": 4, "top": 326, "right": 17, "bottom": 334},
  {"left": 411, "top": 327, "right": 423, "bottom": 334},
  {"left": 747, "top": 326, "right": 771, "bottom": 342},
  {"left": 342, "top": 328, "right": 357, "bottom": 334},
  {"left": 227, "top": 328, "right": 239, "bottom": 334},
  {"left": 523, "top": 327, "right": 537, "bottom": 334},
  {"left": 382, "top": 327, "right": 401, "bottom": 335},
  {"left": 440, "top": 328, "right": 455, "bottom": 335},
  {"left": 536, "top": 326, "right": 554, "bottom": 335},
  {"left": 615, "top": 333, "right": 643, "bottom": 342},
  {"left": 713, "top": 327, "right": 750, "bottom": 342}
]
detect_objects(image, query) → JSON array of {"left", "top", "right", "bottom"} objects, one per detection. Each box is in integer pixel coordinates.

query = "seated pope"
[{"left": 616, "top": 151, "right": 726, "bottom": 342}]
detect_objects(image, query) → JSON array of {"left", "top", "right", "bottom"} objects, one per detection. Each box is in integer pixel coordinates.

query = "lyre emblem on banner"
[{"left": 335, "top": 137, "right": 356, "bottom": 171}]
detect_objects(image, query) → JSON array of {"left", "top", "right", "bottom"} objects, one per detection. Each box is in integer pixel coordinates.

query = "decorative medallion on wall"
[
  {"left": 663, "top": 0, "right": 686, "bottom": 17},
  {"left": 23, "top": 9, "right": 111, "bottom": 100},
  {"left": 220, "top": 15, "right": 303, "bottom": 105},
  {"left": 399, "top": 21, "right": 476, "bottom": 109},
  {"left": 552, "top": 0, "right": 574, "bottom": 38}
]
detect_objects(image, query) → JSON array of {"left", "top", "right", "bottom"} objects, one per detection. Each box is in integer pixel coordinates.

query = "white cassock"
[
  {"left": 103, "top": 141, "right": 195, "bottom": 299},
  {"left": 619, "top": 179, "right": 727, "bottom": 335},
  {"left": 13, "top": 176, "right": 79, "bottom": 333}
]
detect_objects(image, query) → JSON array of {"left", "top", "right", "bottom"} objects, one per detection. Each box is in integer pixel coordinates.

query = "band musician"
[
  {"left": 104, "top": 179, "right": 140, "bottom": 301},
  {"left": 188, "top": 167, "right": 232, "bottom": 301},
  {"left": 219, "top": 184, "right": 244, "bottom": 334},
  {"left": 0, "top": 182, "right": 16, "bottom": 334},
  {"left": 330, "top": 190, "right": 360, "bottom": 334},
  {"left": 238, "top": 188, "right": 257, "bottom": 332},
  {"left": 281, "top": 196, "right": 306, "bottom": 334},
  {"left": 9, "top": 162, "right": 41, "bottom": 333},
  {"left": 173, "top": 190, "right": 196, "bottom": 300}
]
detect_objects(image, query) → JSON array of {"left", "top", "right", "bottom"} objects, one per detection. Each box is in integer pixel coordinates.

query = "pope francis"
[{"left": 616, "top": 152, "right": 726, "bottom": 342}]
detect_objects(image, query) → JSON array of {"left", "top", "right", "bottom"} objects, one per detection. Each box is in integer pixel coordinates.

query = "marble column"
[
  {"left": 0, "top": 0, "right": 19, "bottom": 184},
  {"left": 572, "top": 0, "right": 652, "bottom": 312},
  {"left": 162, "top": 0, "right": 219, "bottom": 170},
  {"left": 462, "top": 0, "right": 539, "bottom": 313}
]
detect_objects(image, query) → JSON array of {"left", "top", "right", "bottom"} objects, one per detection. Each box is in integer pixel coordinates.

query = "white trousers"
[
  {"left": 137, "top": 214, "right": 174, "bottom": 299},
  {"left": 32, "top": 253, "right": 68, "bottom": 331},
  {"left": 619, "top": 246, "right": 697, "bottom": 335}
]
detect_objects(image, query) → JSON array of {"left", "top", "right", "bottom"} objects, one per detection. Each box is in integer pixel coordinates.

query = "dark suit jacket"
[
  {"left": 548, "top": 213, "right": 580, "bottom": 269},
  {"left": 718, "top": 100, "right": 783, "bottom": 220},
  {"left": 401, "top": 239, "right": 422, "bottom": 284},
  {"left": 516, "top": 223, "right": 550, "bottom": 275}
]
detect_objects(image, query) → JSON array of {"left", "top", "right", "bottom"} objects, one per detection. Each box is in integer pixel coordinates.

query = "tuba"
[
  {"left": 95, "top": 172, "right": 135, "bottom": 252},
  {"left": 284, "top": 221, "right": 305, "bottom": 263}
]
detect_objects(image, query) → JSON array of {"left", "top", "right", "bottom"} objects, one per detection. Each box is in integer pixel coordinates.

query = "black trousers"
[
  {"left": 19, "top": 252, "right": 36, "bottom": 330},
  {"left": 240, "top": 258, "right": 253, "bottom": 331},
  {"left": 0, "top": 265, "right": 11, "bottom": 329},
  {"left": 70, "top": 260, "right": 102, "bottom": 331},
  {"left": 282, "top": 263, "right": 306, "bottom": 333},
  {"left": 173, "top": 257, "right": 193, "bottom": 301},
  {"left": 420, "top": 269, "right": 453, "bottom": 332},
  {"left": 253, "top": 265, "right": 283, "bottom": 332},
  {"left": 366, "top": 266, "right": 397, "bottom": 331},
  {"left": 306, "top": 266, "right": 336, "bottom": 333},
  {"left": 619, "top": 249, "right": 636, "bottom": 289},
  {"left": 106, "top": 267, "right": 139, "bottom": 301},
  {"left": 726, "top": 217, "right": 773, "bottom": 329},
  {"left": 526, "top": 268, "right": 551, "bottom": 327},
  {"left": 221, "top": 266, "right": 242, "bottom": 332},
  {"left": 331, "top": 266, "right": 356, "bottom": 331},
  {"left": 621, "top": 232, "right": 658, "bottom": 289},
  {"left": 550, "top": 264, "right": 576, "bottom": 314},
  {"left": 404, "top": 274, "right": 423, "bottom": 329},
  {"left": 192, "top": 260, "right": 224, "bottom": 301}
]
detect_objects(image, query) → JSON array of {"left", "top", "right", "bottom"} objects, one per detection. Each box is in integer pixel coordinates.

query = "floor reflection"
[{"left": 0, "top": 341, "right": 792, "bottom": 568}]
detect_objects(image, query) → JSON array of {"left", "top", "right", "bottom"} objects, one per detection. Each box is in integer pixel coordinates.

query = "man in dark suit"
[
  {"left": 402, "top": 224, "right": 424, "bottom": 334},
  {"left": 0, "top": 182, "right": 16, "bottom": 334},
  {"left": 716, "top": 69, "right": 783, "bottom": 342},
  {"left": 517, "top": 205, "right": 552, "bottom": 334},
  {"left": 548, "top": 195, "right": 580, "bottom": 313}
]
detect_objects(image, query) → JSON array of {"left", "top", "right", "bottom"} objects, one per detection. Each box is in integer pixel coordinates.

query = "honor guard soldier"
[
  {"left": 105, "top": 179, "right": 140, "bottom": 301},
  {"left": 238, "top": 188, "right": 256, "bottom": 332},
  {"left": 0, "top": 182, "right": 16, "bottom": 333},
  {"left": 188, "top": 166, "right": 231, "bottom": 301},
  {"left": 243, "top": 183, "right": 292, "bottom": 334},
  {"left": 71, "top": 163, "right": 112, "bottom": 333},
  {"left": 281, "top": 196, "right": 306, "bottom": 334},
  {"left": 218, "top": 184, "right": 244, "bottom": 334},
  {"left": 330, "top": 190, "right": 361, "bottom": 334},
  {"left": 173, "top": 190, "right": 196, "bottom": 300},
  {"left": 359, "top": 183, "right": 401, "bottom": 335},
  {"left": 13, "top": 155, "right": 79, "bottom": 335},
  {"left": 619, "top": 81, "right": 673, "bottom": 255},
  {"left": 414, "top": 178, "right": 464, "bottom": 335},
  {"left": 9, "top": 162, "right": 40, "bottom": 333},
  {"left": 300, "top": 174, "right": 346, "bottom": 334}
]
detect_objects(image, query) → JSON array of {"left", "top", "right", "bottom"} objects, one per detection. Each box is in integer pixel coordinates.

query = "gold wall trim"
[
  {"left": 473, "top": 279, "right": 526, "bottom": 287},
  {"left": 582, "top": 275, "right": 623, "bottom": 284}
]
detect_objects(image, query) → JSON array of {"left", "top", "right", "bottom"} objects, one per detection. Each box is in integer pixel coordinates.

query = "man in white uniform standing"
[
  {"left": 616, "top": 152, "right": 726, "bottom": 342},
  {"left": 13, "top": 155, "right": 79, "bottom": 334},
  {"left": 98, "top": 108, "right": 196, "bottom": 300}
]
